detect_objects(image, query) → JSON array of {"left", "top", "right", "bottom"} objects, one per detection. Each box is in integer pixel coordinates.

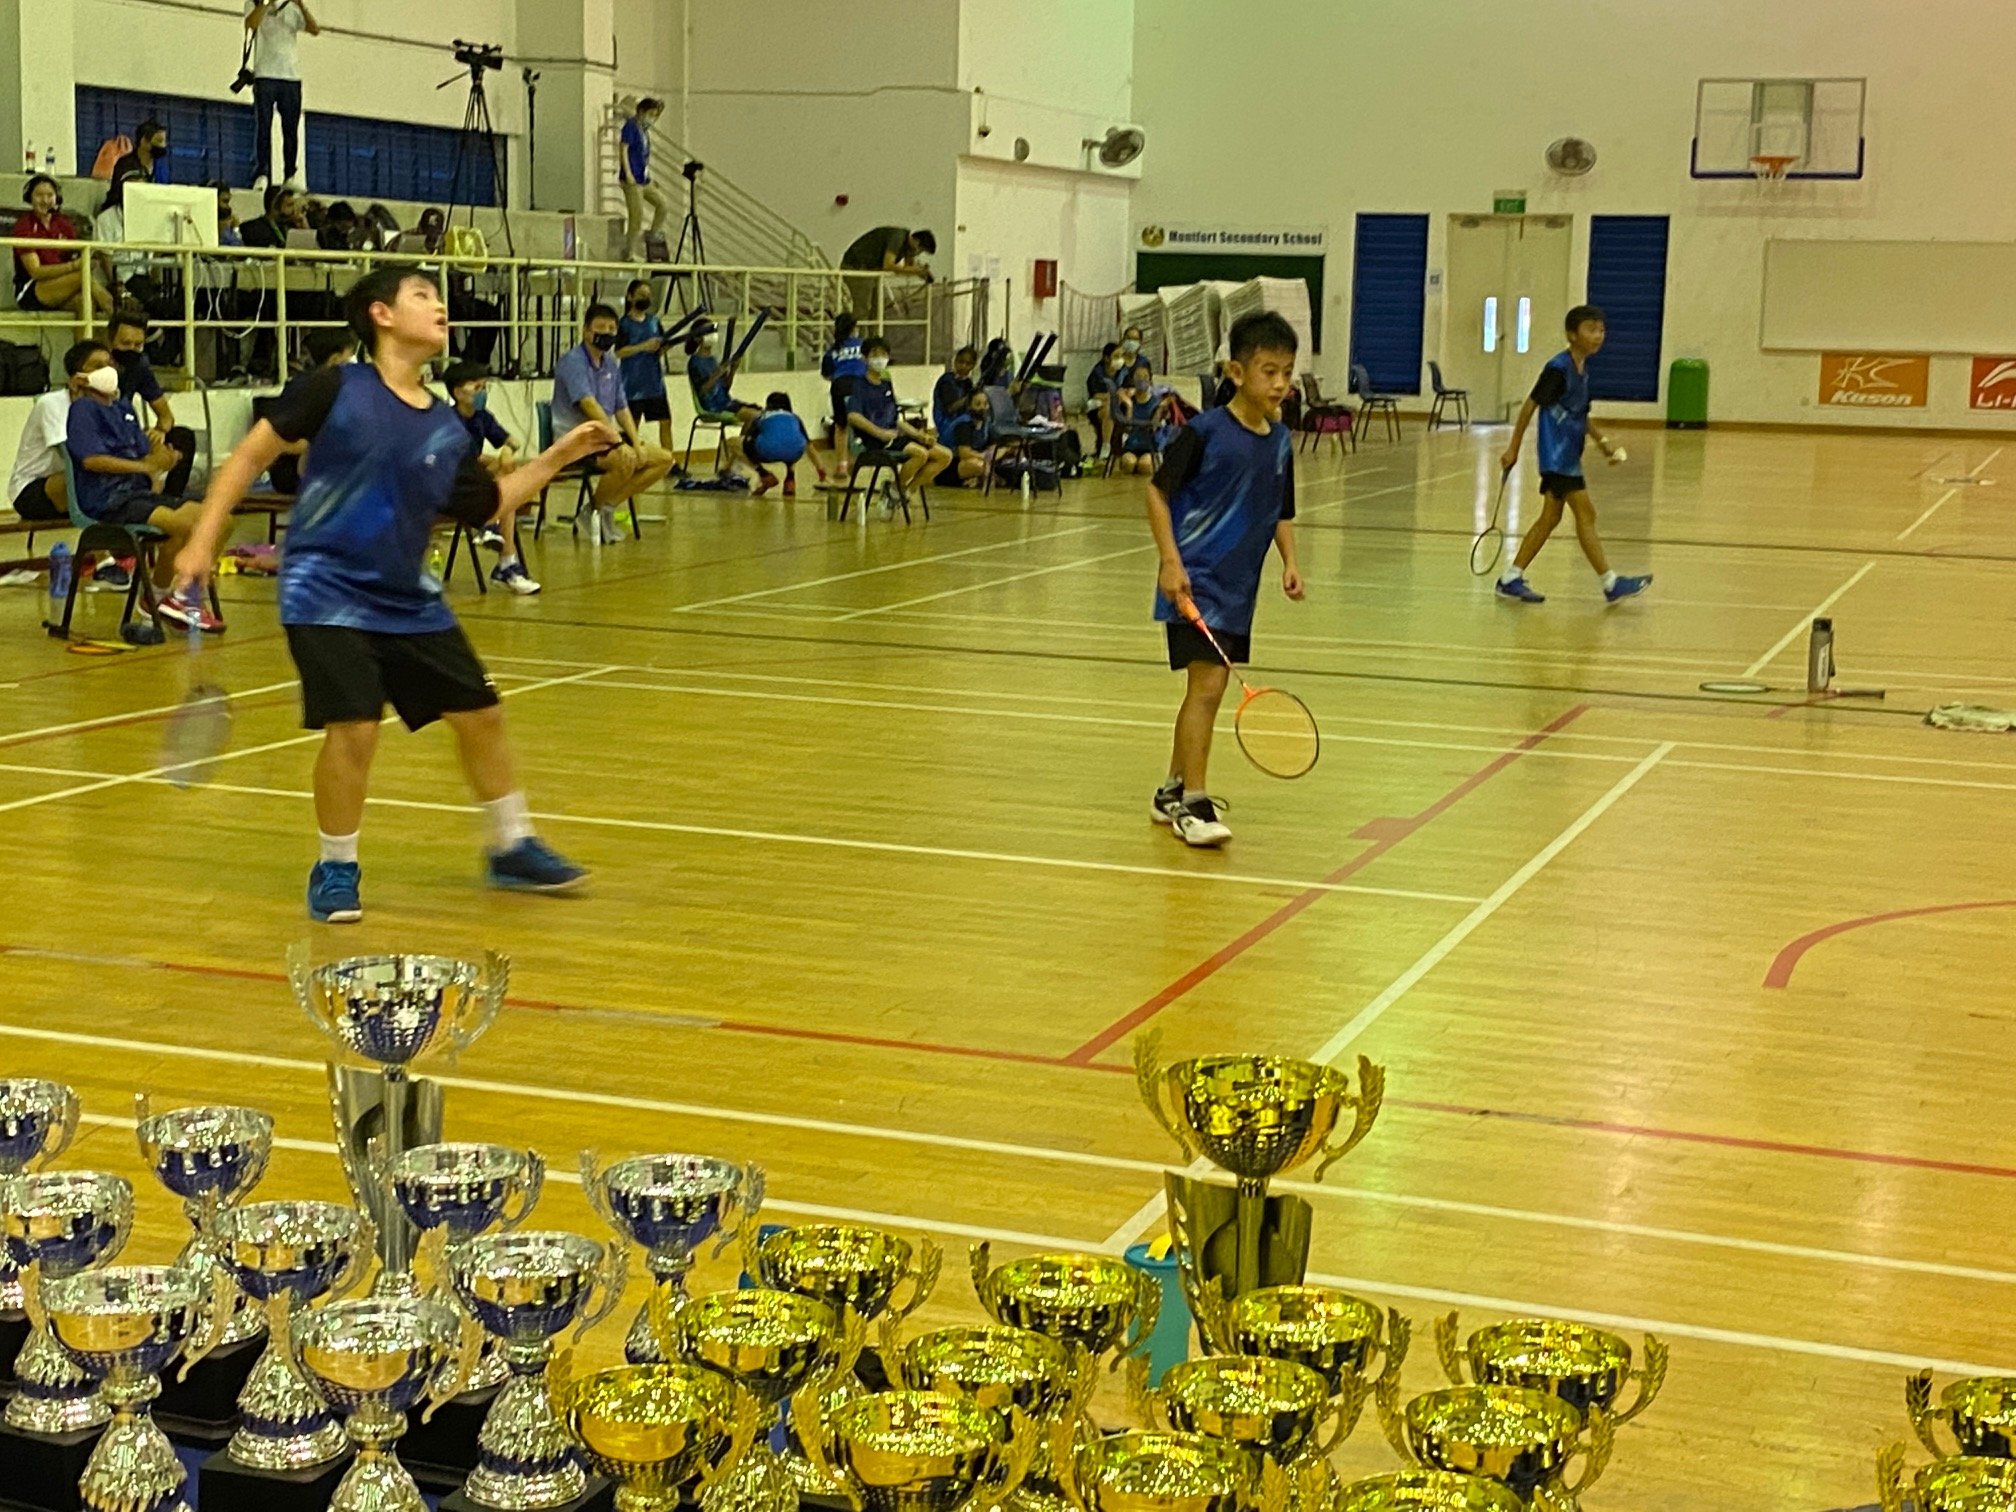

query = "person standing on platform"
[
  {"left": 620, "top": 98, "right": 671, "bottom": 261},
  {"left": 245, "top": 0, "right": 319, "bottom": 190}
]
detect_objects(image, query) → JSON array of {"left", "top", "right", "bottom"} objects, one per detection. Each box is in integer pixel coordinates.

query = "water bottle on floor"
[
  {"left": 1806, "top": 616, "right": 1835, "bottom": 693},
  {"left": 47, "top": 543, "right": 72, "bottom": 605}
]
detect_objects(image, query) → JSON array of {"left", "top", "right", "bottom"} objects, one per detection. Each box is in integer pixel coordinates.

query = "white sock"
[
  {"left": 1601, "top": 570, "right": 1618, "bottom": 590},
  {"left": 318, "top": 830, "right": 359, "bottom": 864},
  {"left": 482, "top": 792, "right": 535, "bottom": 852},
  {"left": 1500, "top": 564, "right": 1523, "bottom": 583},
  {"left": 1182, "top": 788, "right": 1209, "bottom": 809}
]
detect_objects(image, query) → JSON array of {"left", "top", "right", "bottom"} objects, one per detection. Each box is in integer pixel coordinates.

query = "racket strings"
[{"left": 1235, "top": 688, "right": 1320, "bottom": 779}]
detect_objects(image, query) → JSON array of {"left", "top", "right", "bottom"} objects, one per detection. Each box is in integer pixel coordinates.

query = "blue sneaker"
[
  {"left": 1495, "top": 577, "right": 1546, "bottom": 604},
  {"left": 1604, "top": 573, "right": 1652, "bottom": 603},
  {"left": 487, "top": 837, "right": 588, "bottom": 892},
  {"left": 307, "top": 860, "right": 363, "bottom": 923}
]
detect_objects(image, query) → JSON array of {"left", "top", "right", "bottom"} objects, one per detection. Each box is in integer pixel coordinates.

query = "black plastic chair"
[
  {"left": 1350, "top": 363, "right": 1403, "bottom": 443},
  {"left": 979, "top": 385, "right": 1054, "bottom": 498},
  {"left": 1297, "top": 376, "right": 1356, "bottom": 454},
  {"left": 43, "top": 450, "right": 220, "bottom": 640},
  {"left": 1427, "top": 361, "right": 1470, "bottom": 431},
  {"left": 837, "top": 445, "right": 928, "bottom": 524}
]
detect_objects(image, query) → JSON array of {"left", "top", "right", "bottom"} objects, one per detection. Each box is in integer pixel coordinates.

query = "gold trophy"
[
  {"left": 1876, "top": 1442, "right": 2016, "bottom": 1512},
  {"left": 1197, "top": 1283, "right": 1411, "bottom": 1400},
  {"left": 1135, "top": 1032, "right": 1383, "bottom": 1305},
  {"left": 1906, "top": 1370, "right": 2016, "bottom": 1458},
  {"left": 1131, "top": 1353, "right": 1368, "bottom": 1510},
  {"left": 547, "top": 1355, "right": 774, "bottom": 1512},
  {"left": 1334, "top": 1471, "right": 1525, "bottom": 1511},
  {"left": 1063, "top": 1425, "right": 1281, "bottom": 1512},
  {"left": 969, "top": 1245, "right": 1159, "bottom": 1370},
  {"left": 748, "top": 1224, "right": 941, "bottom": 1330},
  {"left": 1376, "top": 1381, "right": 1612, "bottom": 1511},
  {"left": 1435, "top": 1315, "right": 1666, "bottom": 1424},
  {"left": 887, "top": 1325, "right": 1090, "bottom": 1512},
  {"left": 794, "top": 1387, "right": 1034, "bottom": 1512}
]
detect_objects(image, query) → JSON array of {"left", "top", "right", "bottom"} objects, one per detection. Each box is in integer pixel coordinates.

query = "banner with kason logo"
[
  {"left": 1137, "top": 224, "right": 1327, "bottom": 254},
  {"left": 1817, "top": 353, "right": 1929, "bottom": 408}
]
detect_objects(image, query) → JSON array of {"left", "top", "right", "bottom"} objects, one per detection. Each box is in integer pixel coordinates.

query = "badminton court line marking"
[
  {"left": 1763, "top": 899, "right": 2016, "bottom": 988},
  {"left": 0, "top": 678, "right": 301, "bottom": 751},
  {"left": 37, "top": 1031, "right": 2016, "bottom": 1299},
  {"left": 1741, "top": 562, "right": 1876, "bottom": 679},
  {"left": 1897, "top": 446, "right": 2002, "bottom": 541},
  {"left": 832, "top": 542, "right": 1155, "bottom": 621}
]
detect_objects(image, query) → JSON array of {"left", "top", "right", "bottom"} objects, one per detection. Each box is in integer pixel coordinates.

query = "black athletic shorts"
[
  {"left": 10, "top": 476, "right": 64, "bottom": 522},
  {"left": 1166, "top": 619, "right": 1248, "bottom": 670},
  {"left": 285, "top": 623, "right": 499, "bottom": 731},
  {"left": 1539, "top": 471, "right": 1586, "bottom": 500},
  {"left": 630, "top": 392, "right": 671, "bottom": 423},
  {"left": 85, "top": 491, "right": 167, "bottom": 528}
]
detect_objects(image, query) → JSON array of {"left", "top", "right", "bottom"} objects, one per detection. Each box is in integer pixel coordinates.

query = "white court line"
[
  {"left": 670, "top": 523, "right": 1108, "bottom": 612},
  {"left": 0, "top": 678, "right": 300, "bottom": 749},
  {"left": 1308, "top": 743, "right": 1676, "bottom": 1067},
  {"left": 1741, "top": 563, "right": 1876, "bottom": 679},
  {"left": 1668, "top": 756, "right": 2016, "bottom": 795},
  {"left": 1896, "top": 488, "right": 1960, "bottom": 542},
  {"left": 1971, "top": 446, "right": 2003, "bottom": 477},
  {"left": 832, "top": 543, "right": 1153, "bottom": 622}
]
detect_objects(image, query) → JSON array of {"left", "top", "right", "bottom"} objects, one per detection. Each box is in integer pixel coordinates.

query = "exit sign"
[{"left": 1493, "top": 191, "right": 1528, "bottom": 214}]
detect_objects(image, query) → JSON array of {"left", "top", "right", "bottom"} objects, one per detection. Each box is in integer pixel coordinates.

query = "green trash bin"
[{"left": 1666, "top": 358, "right": 1709, "bottom": 429}]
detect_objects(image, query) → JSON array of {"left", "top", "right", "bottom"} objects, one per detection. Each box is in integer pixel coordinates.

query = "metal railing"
[{"left": 1, "top": 235, "right": 983, "bottom": 385}]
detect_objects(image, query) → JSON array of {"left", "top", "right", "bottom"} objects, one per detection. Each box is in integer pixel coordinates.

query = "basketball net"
[{"left": 1750, "top": 154, "right": 1798, "bottom": 191}]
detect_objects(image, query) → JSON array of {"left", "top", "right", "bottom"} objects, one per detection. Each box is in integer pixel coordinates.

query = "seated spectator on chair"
[
  {"left": 616, "top": 279, "right": 673, "bottom": 454},
  {"left": 106, "top": 310, "right": 197, "bottom": 498},
  {"left": 212, "top": 183, "right": 244, "bottom": 247},
  {"left": 65, "top": 345, "right": 217, "bottom": 630},
  {"left": 238, "top": 185, "right": 303, "bottom": 248},
  {"left": 12, "top": 175, "right": 114, "bottom": 319},
  {"left": 442, "top": 359, "right": 537, "bottom": 595},
  {"left": 1113, "top": 362, "right": 1173, "bottom": 474},
  {"left": 262, "top": 326, "right": 356, "bottom": 494},
  {"left": 105, "top": 120, "right": 170, "bottom": 211},
  {"left": 8, "top": 340, "right": 103, "bottom": 524},
  {"left": 1120, "top": 324, "right": 1146, "bottom": 364},
  {"left": 553, "top": 303, "right": 671, "bottom": 542},
  {"left": 745, "top": 393, "right": 811, "bottom": 499},
  {"left": 683, "top": 325, "right": 763, "bottom": 474},
  {"left": 818, "top": 312, "right": 866, "bottom": 478},
  {"left": 412, "top": 207, "right": 447, "bottom": 254},
  {"left": 847, "top": 337, "right": 951, "bottom": 503},
  {"left": 936, "top": 388, "right": 991, "bottom": 488},
  {"left": 317, "top": 200, "right": 360, "bottom": 252},
  {"left": 932, "top": 345, "right": 977, "bottom": 436},
  {"left": 1086, "top": 341, "right": 1125, "bottom": 459}
]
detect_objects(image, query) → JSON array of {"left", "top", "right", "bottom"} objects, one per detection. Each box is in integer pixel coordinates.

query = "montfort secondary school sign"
[{"left": 1137, "top": 225, "right": 1327, "bottom": 254}]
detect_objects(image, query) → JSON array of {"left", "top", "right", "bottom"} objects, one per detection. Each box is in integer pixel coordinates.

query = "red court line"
[
  {"left": 1058, "top": 704, "right": 1592, "bottom": 1066},
  {"left": 1764, "top": 900, "right": 2016, "bottom": 988}
]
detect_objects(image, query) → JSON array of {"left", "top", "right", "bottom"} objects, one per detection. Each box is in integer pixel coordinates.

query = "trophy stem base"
[
  {"left": 78, "top": 1407, "right": 187, "bottom": 1512},
  {"left": 331, "top": 1449, "right": 429, "bottom": 1512},
  {"left": 398, "top": 1385, "right": 502, "bottom": 1490},
  {"left": 153, "top": 1333, "right": 264, "bottom": 1447},
  {"left": 442, "top": 1477, "right": 616, "bottom": 1512},
  {"left": 197, "top": 1444, "right": 356, "bottom": 1512},
  {"left": 5, "top": 1328, "right": 108, "bottom": 1435},
  {"left": 0, "top": 1417, "right": 101, "bottom": 1511}
]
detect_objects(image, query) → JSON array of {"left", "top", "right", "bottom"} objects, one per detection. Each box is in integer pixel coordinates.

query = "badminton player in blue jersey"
[
  {"left": 175, "top": 265, "right": 618, "bottom": 922},
  {"left": 1146, "top": 310, "right": 1303, "bottom": 849},
  {"left": 1496, "top": 304, "right": 1651, "bottom": 605}
]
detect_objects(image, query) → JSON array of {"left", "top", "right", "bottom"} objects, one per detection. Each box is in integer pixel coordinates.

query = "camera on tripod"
[
  {"left": 454, "top": 39, "right": 504, "bottom": 73},
  {"left": 682, "top": 160, "right": 705, "bottom": 182}
]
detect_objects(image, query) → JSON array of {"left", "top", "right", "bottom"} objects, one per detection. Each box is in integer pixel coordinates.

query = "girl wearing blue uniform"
[
  {"left": 746, "top": 392, "right": 812, "bottom": 498},
  {"left": 819, "top": 313, "right": 866, "bottom": 478}
]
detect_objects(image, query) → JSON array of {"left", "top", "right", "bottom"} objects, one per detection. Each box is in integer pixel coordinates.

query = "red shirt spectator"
[{"left": 11, "top": 175, "right": 84, "bottom": 310}]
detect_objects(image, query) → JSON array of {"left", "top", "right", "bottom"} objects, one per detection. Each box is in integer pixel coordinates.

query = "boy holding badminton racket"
[
  {"left": 1146, "top": 311, "right": 1303, "bottom": 848},
  {"left": 173, "top": 265, "right": 618, "bottom": 922},
  {"left": 1496, "top": 304, "right": 1651, "bottom": 605}
]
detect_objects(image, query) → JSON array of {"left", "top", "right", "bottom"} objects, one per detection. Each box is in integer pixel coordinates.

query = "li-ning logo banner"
[
  {"left": 1970, "top": 357, "right": 2016, "bottom": 410},
  {"left": 1818, "top": 353, "right": 1930, "bottom": 408}
]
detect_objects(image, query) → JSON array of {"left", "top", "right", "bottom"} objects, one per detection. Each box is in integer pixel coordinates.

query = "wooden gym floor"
[{"left": 2, "top": 422, "right": 2013, "bottom": 1511}]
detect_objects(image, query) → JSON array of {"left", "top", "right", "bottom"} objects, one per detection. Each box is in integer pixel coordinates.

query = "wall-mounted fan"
[
  {"left": 1545, "top": 137, "right": 1598, "bottom": 176},
  {"left": 1084, "top": 127, "right": 1147, "bottom": 169}
]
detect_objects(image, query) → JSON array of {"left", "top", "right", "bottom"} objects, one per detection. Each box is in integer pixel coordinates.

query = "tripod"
[
  {"left": 438, "top": 59, "right": 515, "bottom": 257},
  {"left": 671, "top": 162, "right": 711, "bottom": 313}
]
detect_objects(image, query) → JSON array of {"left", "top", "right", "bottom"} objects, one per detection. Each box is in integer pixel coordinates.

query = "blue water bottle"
[{"left": 47, "top": 542, "right": 72, "bottom": 604}]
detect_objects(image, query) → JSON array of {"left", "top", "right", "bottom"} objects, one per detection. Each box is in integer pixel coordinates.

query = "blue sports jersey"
[
  {"left": 1149, "top": 407, "right": 1295, "bottom": 637},
  {"left": 457, "top": 405, "right": 510, "bottom": 452},
  {"left": 1534, "top": 349, "right": 1591, "bottom": 477},
  {"left": 268, "top": 364, "right": 496, "bottom": 635},
  {"left": 848, "top": 375, "right": 899, "bottom": 434},
  {"left": 115, "top": 349, "right": 165, "bottom": 405},
  {"left": 746, "top": 411, "right": 808, "bottom": 465},
  {"left": 618, "top": 314, "right": 667, "bottom": 401},
  {"left": 932, "top": 371, "right": 972, "bottom": 435},
  {"left": 65, "top": 395, "right": 154, "bottom": 519},
  {"left": 621, "top": 118, "right": 651, "bottom": 184},
  {"left": 821, "top": 337, "right": 866, "bottom": 382},
  {"left": 687, "top": 353, "right": 734, "bottom": 412}
]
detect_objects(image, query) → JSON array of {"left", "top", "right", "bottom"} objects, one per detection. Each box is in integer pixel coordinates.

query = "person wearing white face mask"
[
  {"left": 846, "top": 336, "right": 951, "bottom": 513},
  {"left": 620, "top": 98, "right": 672, "bottom": 261},
  {"left": 7, "top": 340, "right": 105, "bottom": 530},
  {"left": 63, "top": 346, "right": 217, "bottom": 629}
]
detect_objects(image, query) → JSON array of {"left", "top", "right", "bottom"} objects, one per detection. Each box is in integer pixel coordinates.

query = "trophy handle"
[
  {"left": 1875, "top": 1443, "right": 1907, "bottom": 1512},
  {"left": 19, "top": 1261, "right": 46, "bottom": 1330},
  {"left": 1133, "top": 1030, "right": 1196, "bottom": 1161},
  {"left": 1255, "top": 1455, "right": 1289, "bottom": 1512},
  {"left": 421, "top": 1314, "right": 484, "bottom": 1422},
  {"left": 545, "top": 1347, "right": 576, "bottom": 1426},
  {"left": 1432, "top": 1311, "right": 1468, "bottom": 1386},
  {"left": 1314, "top": 1371, "right": 1371, "bottom": 1456},
  {"left": 1610, "top": 1332, "right": 1667, "bottom": 1424},
  {"left": 36, "top": 1086, "right": 81, "bottom": 1171},
  {"left": 576, "top": 1243, "right": 629, "bottom": 1341},
  {"left": 1058, "top": 1413, "right": 1100, "bottom": 1512},
  {"left": 1558, "top": 1403, "right": 1614, "bottom": 1496},
  {"left": 705, "top": 1386, "right": 770, "bottom": 1490},
  {"left": 830, "top": 1310, "right": 867, "bottom": 1384},
  {"left": 718, "top": 1163, "right": 766, "bottom": 1259},
  {"left": 1120, "top": 1355, "right": 1160, "bottom": 1427},
  {"left": 1905, "top": 1370, "right": 1950, "bottom": 1458},
  {"left": 877, "top": 1313, "right": 910, "bottom": 1385},
  {"left": 1114, "top": 1269, "right": 1162, "bottom": 1370},
  {"left": 789, "top": 1380, "right": 860, "bottom": 1509},
  {"left": 105, "top": 1175, "right": 136, "bottom": 1263},
  {"left": 891, "top": 1236, "right": 942, "bottom": 1322},
  {"left": 333, "top": 1216, "right": 377, "bottom": 1299},
  {"left": 178, "top": 1265, "right": 234, "bottom": 1381},
  {"left": 577, "top": 1150, "right": 620, "bottom": 1232},
  {"left": 1189, "top": 1273, "right": 1232, "bottom": 1354},
  {"left": 739, "top": 1222, "right": 769, "bottom": 1287},
  {"left": 502, "top": 1148, "right": 545, "bottom": 1229},
  {"left": 1311, "top": 1056, "right": 1385, "bottom": 1182},
  {"left": 969, "top": 1242, "right": 996, "bottom": 1316},
  {"left": 444, "top": 949, "right": 511, "bottom": 1063},
  {"left": 1379, "top": 1309, "right": 1413, "bottom": 1392},
  {"left": 415, "top": 1226, "right": 451, "bottom": 1296},
  {"left": 961, "top": 1405, "right": 1035, "bottom": 1512},
  {"left": 1373, "top": 1372, "right": 1417, "bottom": 1467}
]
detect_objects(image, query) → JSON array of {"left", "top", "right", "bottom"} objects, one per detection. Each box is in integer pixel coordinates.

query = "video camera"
[{"left": 455, "top": 39, "right": 505, "bottom": 73}]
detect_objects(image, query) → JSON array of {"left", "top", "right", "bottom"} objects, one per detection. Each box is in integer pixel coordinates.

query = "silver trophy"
[
  {"left": 1, "top": 1169, "right": 134, "bottom": 1434},
  {"left": 210, "top": 1199, "right": 375, "bottom": 1470},
  {"left": 449, "top": 1230, "right": 627, "bottom": 1509},
  {"left": 0, "top": 1078, "right": 81, "bottom": 1313},
  {"left": 134, "top": 1097, "right": 275, "bottom": 1346},
  {"left": 290, "top": 1294, "right": 478, "bottom": 1512},
  {"left": 36, "top": 1263, "right": 224, "bottom": 1512},
  {"left": 290, "top": 944, "right": 509, "bottom": 1278},
  {"left": 580, "top": 1151, "right": 764, "bottom": 1364}
]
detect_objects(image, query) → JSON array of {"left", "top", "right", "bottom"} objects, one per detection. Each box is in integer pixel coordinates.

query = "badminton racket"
[
  {"left": 729, "top": 308, "right": 770, "bottom": 366},
  {"left": 1176, "top": 595, "right": 1320, "bottom": 779},
  {"left": 160, "top": 595, "right": 231, "bottom": 789},
  {"left": 1470, "top": 466, "right": 1511, "bottom": 577}
]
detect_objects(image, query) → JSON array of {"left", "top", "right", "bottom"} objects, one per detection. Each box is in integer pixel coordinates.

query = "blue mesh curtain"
[
  {"left": 1349, "top": 214, "right": 1429, "bottom": 395},
  {"left": 1586, "top": 216, "right": 1670, "bottom": 402}
]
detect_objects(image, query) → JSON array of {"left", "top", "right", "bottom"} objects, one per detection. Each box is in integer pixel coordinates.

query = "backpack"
[
  {"left": 0, "top": 340, "right": 45, "bottom": 396},
  {"left": 91, "top": 137, "right": 132, "bottom": 179}
]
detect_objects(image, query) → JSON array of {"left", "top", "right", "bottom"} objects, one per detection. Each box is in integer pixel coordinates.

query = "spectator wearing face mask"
[
  {"left": 620, "top": 98, "right": 670, "bottom": 261},
  {"left": 105, "top": 310, "right": 197, "bottom": 499},
  {"left": 105, "top": 120, "right": 171, "bottom": 211},
  {"left": 615, "top": 279, "right": 673, "bottom": 454},
  {"left": 847, "top": 336, "right": 951, "bottom": 510},
  {"left": 552, "top": 303, "right": 674, "bottom": 542},
  {"left": 444, "top": 360, "right": 538, "bottom": 595},
  {"left": 932, "top": 345, "right": 977, "bottom": 437},
  {"left": 1087, "top": 341, "right": 1126, "bottom": 460}
]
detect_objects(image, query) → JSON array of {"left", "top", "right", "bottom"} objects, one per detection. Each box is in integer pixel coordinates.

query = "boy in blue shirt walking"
[
  {"left": 1147, "top": 311, "right": 1303, "bottom": 848},
  {"left": 1496, "top": 304, "right": 1651, "bottom": 605}
]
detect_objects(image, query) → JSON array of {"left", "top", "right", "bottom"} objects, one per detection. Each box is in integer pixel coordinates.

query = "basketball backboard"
[{"left": 1691, "top": 77, "right": 1866, "bottom": 180}]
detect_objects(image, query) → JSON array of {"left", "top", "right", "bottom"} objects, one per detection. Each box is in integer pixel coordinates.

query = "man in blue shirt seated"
[
  {"left": 847, "top": 336, "right": 951, "bottom": 512},
  {"left": 65, "top": 344, "right": 215, "bottom": 630},
  {"left": 552, "top": 303, "right": 673, "bottom": 542},
  {"left": 444, "top": 360, "right": 537, "bottom": 595}
]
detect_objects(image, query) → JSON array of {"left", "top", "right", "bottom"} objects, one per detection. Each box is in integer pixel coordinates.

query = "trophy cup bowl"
[
  {"left": 971, "top": 1247, "right": 1158, "bottom": 1366},
  {"left": 1438, "top": 1314, "right": 1666, "bottom": 1423},
  {"left": 290, "top": 947, "right": 509, "bottom": 1068},
  {"left": 1334, "top": 1472, "right": 1525, "bottom": 1512},
  {"left": 657, "top": 1287, "right": 845, "bottom": 1407},
  {"left": 40, "top": 1263, "right": 212, "bottom": 1512},
  {"left": 583, "top": 1152, "right": 762, "bottom": 1364},
  {"left": 389, "top": 1142, "right": 545, "bottom": 1242},
  {"left": 893, "top": 1325, "right": 1085, "bottom": 1512},
  {"left": 451, "top": 1230, "right": 627, "bottom": 1510},
  {"left": 1907, "top": 1370, "right": 2016, "bottom": 1459},
  {"left": 2, "top": 1169, "right": 134, "bottom": 1434},
  {"left": 1146, "top": 1354, "right": 1345, "bottom": 1464},
  {"left": 1876, "top": 1444, "right": 2016, "bottom": 1512},
  {"left": 291, "top": 1294, "right": 473, "bottom": 1512},
  {"left": 1067, "top": 1427, "right": 1261, "bottom": 1512},
  {"left": 798, "top": 1388, "right": 1028, "bottom": 1512},
  {"left": 547, "top": 1359, "right": 747, "bottom": 1511},
  {"left": 135, "top": 1100, "right": 274, "bottom": 1347},
  {"left": 210, "top": 1199, "right": 371, "bottom": 1470},
  {"left": 1378, "top": 1383, "right": 1610, "bottom": 1504},
  {"left": 1208, "top": 1286, "right": 1408, "bottom": 1398},
  {"left": 0, "top": 1078, "right": 80, "bottom": 1312},
  {"left": 753, "top": 1224, "right": 940, "bottom": 1324}
]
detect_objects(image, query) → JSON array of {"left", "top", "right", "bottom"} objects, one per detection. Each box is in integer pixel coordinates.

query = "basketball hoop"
[{"left": 1750, "top": 153, "right": 1798, "bottom": 183}]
